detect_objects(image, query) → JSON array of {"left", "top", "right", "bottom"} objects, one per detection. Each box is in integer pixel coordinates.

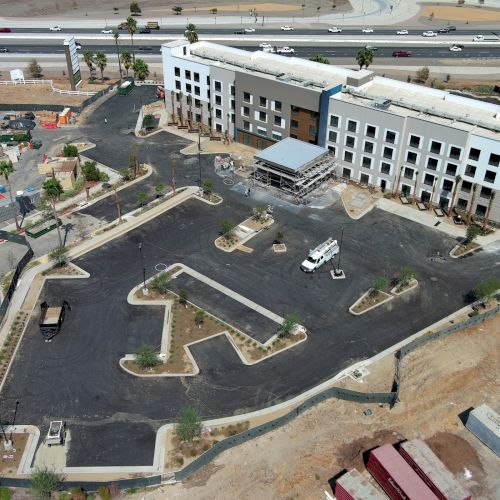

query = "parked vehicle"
[
  {"left": 396, "top": 29, "right": 408, "bottom": 35},
  {"left": 473, "top": 34, "right": 500, "bottom": 41},
  {"left": 328, "top": 27, "right": 342, "bottom": 33},
  {"left": 393, "top": 50, "right": 412, "bottom": 57},
  {"left": 46, "top": 421, "right": 66, "bottom": 447},
  {"left": 49, "top": 26, "right": 62, "bottom": 31},
  {"left": 118, "top": 22, "right": 128, "bottom": 30},
  {"left": 448, "top": 25, "right": 457, "bottom": 31},
  {"left": 262, "top": 46, "right": 275, "bottom": 53},
  {"left": 422, "top": 30, "right": 437, "bottom": 37},
  {"left": 138, "top": 46, "right": 153, "bottom": 51},
  {"left": 300, "top": 237, "right": 339, "bottom": 273},
  {"left": 146, "top": 21, "right": 160, "bottom": 29},
  {"left": 280, "top": 25, "right": 294, "bottom": 31},
  {"left": 276, "top": 46, "right": 294, "bottom": 54}
]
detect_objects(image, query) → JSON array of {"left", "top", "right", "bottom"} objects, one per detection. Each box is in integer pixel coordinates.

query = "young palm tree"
[
  {"left": 94, "top": 51, "right": 107, "bottom": 80},
  {"left": 412, "top": 170, "right": 418, "bottom": 205},
  {"left": 170, "top": 90, "right": 176, "bottom": 123},
  {"left": 0, "top": 160, "right": 20, "bottom": 230},
  {"left": 113, "top": 31, "right": 123, "bottom": 79},
  {"left": 393, "top": 165, "right": 403, "bottom": 196},
  {"left": 132, "top": 58, "right": 149, "bottom": 80},
  {"left": 120, "top": 51, "right": 132, "bottom": 77},
  {"left": 42, "top": 177, "right": 64, "bottom": 248},
  {"left": 448, "top": 174, "right": 462, "bottom": 216},
  {"left": 482, "top": 192, "right": 495, "bottom": 230},
  {"left": 126, "top": 16, "right": 137, "bottom": 62},
  {"left": 356, "top": 48, "right": 374, "bottom": 69},
  {"left": 184, "top": 23, "right": 198, "bottom": 44},
  {"left": 177, "top": 91, "right": 184, "bottom": 126},
  {"left": 467, "top": 183, "right": 477, "bottom": 225},
  {"left": 82, "top": 50, "right": 94, "bottom": 77},
  {"left": 428, "top": 177, "right": 437, "bottom": 212},
  {"left": 186, "top": 94, "right": 193, "bottom": 128}
]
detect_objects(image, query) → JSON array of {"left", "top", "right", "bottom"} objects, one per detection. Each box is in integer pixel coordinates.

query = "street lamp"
[
  {"left": 138, "top": 242, "right": 147, "bottom": 293},
  {"left": 9, "top": 400, "right": 19, "bottom": 442},
  {"left": 198, "top": 130, "right": 202, "bottom": 188},
  {"left": 0, "top": 419, "right": 12, "bottom": 450},
  {"left": 333, "top": 226, "right": 345, "bottom": 278}
]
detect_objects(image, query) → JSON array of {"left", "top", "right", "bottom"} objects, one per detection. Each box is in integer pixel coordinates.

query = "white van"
[{"left": 300, "top": 237, "right": 339, "bottom": 273}]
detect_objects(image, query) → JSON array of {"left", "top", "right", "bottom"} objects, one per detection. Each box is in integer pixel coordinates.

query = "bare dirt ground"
[
  {"left": 421, "top": 5, "right": 500, "bottom": 22},
  {"left": 132, "top": 313, "right": 500, "bottom": 500}
]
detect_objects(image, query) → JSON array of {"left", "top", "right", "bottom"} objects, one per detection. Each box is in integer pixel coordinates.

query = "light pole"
[
  {"left": 335, "top": 226, "right": 345, "bottom": 276},
  {"left": 9, "top": 400, "right": 19, "bottom": 442},
  {"left": 138, "top": 242, "right": 147, "bottom": 293},
  {"left": 198, "top": 130, "right": 202, "bottom": 188},
  {"left": 0, "top": 419, "right": 12, "bottom": 450}
]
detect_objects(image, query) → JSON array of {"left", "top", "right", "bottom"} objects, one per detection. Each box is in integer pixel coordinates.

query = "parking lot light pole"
[
  {"left": 9, "top": 400, "right": 19, "bottom": 441},
  {"left": 198, "top": 130, "right": 202, "bottom": 188},
  {"left": 138, "top": 242, "right": 147, "bottom": 293},
  {"left": 0, "top": 420, "right": 12, "bottom": 450},
  {"left": 335, "top": 226, "right": 345, "bottom": 276}
]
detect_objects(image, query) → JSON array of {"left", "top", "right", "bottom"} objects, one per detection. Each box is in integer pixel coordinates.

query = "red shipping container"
[
  {"left": 367, "top": 444, "right": 438, "bottom": 499},
  {"left": 336, "top": 469, "right": 387, "bottom": 500},
  {"left": 399, "top": 439, "right": 471, "bottom": 500}
]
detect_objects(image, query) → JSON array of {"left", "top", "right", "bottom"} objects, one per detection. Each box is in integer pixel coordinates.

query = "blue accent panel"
[{"left": 318, "top": 84, "right": 342, "bottom": 148}]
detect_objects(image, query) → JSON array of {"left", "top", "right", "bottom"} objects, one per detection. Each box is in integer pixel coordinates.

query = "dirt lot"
[
  {"left": 421, "top": 5, "right": 500, "bottom": 22},
  {"left": 137, "top": 313, "right": 500, "bottom": 500}
]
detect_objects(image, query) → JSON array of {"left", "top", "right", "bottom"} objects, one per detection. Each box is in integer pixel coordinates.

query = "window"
[
  {"left": 449, "top": 146, "right": 462, "bottom": 160},
  {"left": 406, "top": 151, "right": 418, "bottom": 164},
  {"left": 309, "top": 125, "right": 317, "bottom": 136},
  {"left": 185, "top": 83, "right": 192, "bottom": 93},
  {"left": 272, "top": 131, "right": 282, "bottom": 141},
  {"left": 230, "top": 85, "right": 235, "bottom": 96},
  {"left": 380, "top": 162, "right": 391, "bottom": 175},
  {"left": 345, "top": 135, "right": 355, "bottom": 148},
  {"left": 231, "top": 113, "right": 235, "bottom": 123},
  {"left": 489, "top": 153, "right": 500, "bottom": 167},
  {"left": 291, "top": 106, "right": 299, "bottom": 115},
  {"left": 457, "top": 198, "right": 468, "bottom": 210},
  {"left": 404, "top": 167, "right": 414, "bottom": 180},
  {"left": 195, "top": 113, "right": 201, "bottom": 123},
  {"left": 484, "top": 170, "right": 497, "bottom": 184},
  {"left": 243, "top": 134, "right": 251, "bottom": 145},
  {"left": 175, "top": 80, "right": 181, "bottom": 90},
  {"left": 465, "top": 164, "right": 476, "bottom": 177},
  {"left": 230, "top": 99, "right": 235, "bottom": 110},
  {"left": 475, "top": 204, "right": 487, "bottom": 217},
  {"left": 291, "top": 119, "right": 299, "bottom": 129},
  {"left": 442, "top": 179, "right": 453, "bottom": 192},
  {"left": 215, "top": 109, "right": 222, "bottom": 119},
  {"left": 364, "top": 141, "right": 374, "bottom": 153},
  {"left": 242, "top": 106, "right": 249, "bottom": 117},
  {"left": 385, "top": 130, "right": 396, "bottom": 144},
  {"left": 480, "top": 186, "right": 492, "bottom": 199},
  {"left": 174, "top": 67, "right": 180, "bottom": 77},
  {"left": 215, "top": 123, "right": 222, "bottom": 132},
  {"left": 423, "top": 173, "right": 435, "bottom": 186},
  {"left": 274, "top": 115, "right": 281, "bottom": 126},
  {"left": 274, "top": 100, "right": 282, "bottom": 111},
  {"left": 215, "top": 95, "right": 222, "bottom": 105},
  {"left": 328, "top": 130, "right": 337, "bottom": 142},
  {"left": 207, "top": 90, "right": 211, "bottom": 99},
  {"left": 383, "top": 147, "right": 393, "bottom": 160},
  {"left": 258, "top": 111, "right": 267, "bottom": 122},
  {"left": 366, "top": 124, "right": 377, "bottom": 138},
  {"left": 206, "top": 76, "right": 210, "bottom": 85},
  {"left": 344, "top": 151, "right": 353, "bottom": 163},
  {"left": 409, "top": 135, "right": 421, "bottom": 148},
  {"left": 243, "top": 92, "right": 251, "bottom": 103},
  {"left": 445, "top": 163, "right": 457, "bottom": 176},
  {"left": 185, "top": 70, "right": 191, "bottom": 80},
  {"left": 194, "top": 86, "right": 200, "bottom": 96},
  {"left": 194, "top": 72, "right": 199, "bottom": 82},
  {"left": 214, "top": 81, "right": 221, "bottom": 92},
  {"left": 243, "top": 121, "right": 250, "bottom": 131},
  {"left": 310, "top": 110, "right": 319, "bottom": 118},
  {"left": 328, "top": 146, "right": 336, "bottom": 154},
  {"left": 468, "top": 148, "right": 481, "bottom": 161},
  {"left": 430, "top": 140, "right": 442, "bottom": 154},
  {"left": 257, "top": 126, "right": 267, "bottom": 137},
  {"left": 259, "top": 96, "right": 267, "bottom": 107},
  {"left": 347, "top": 120, "right": 357, "bottom": 132},
  {"left": 257, "top": 139, "right": 267, "bottom": 150},
  {"left": 342, "top": 167, "right": 351, "bottom": 179},
  {"left": 427, "top": 157, "right": 438, "bottom": 170},
  {"left": 330, "top": 115, "right": 339, "bottom": 127},
  {"left": 360, "top": 173, "right": 370, "bottom": 185},
  {"left": 461, "top": 180, "right": 472, "bottom": 193},
  {"left": 362, "top": 156, "right": 372, "bottom": 169},
  {"left": 194, "top": 99, "right": 200, "bottom": 108}
]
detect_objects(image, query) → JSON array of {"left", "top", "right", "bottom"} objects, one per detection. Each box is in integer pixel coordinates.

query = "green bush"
[
  {"left": 150, "top": 272, "right": 171, "bottom": 294},
  {"left": 278, "top": 313, "right": 300, "bottom": 338},
  {"left": 474, "top": 277, "right": 500, "bottom": 301},
  {"left": 30, "top": 467, "right": 60, "bottom": 500},
  {"left": 82, "top": 160, "right": 101, "bottom": 181},
  {"left": 178, "top": 289, "right": 188, "bottom": 305},
  {"left": 372, "top": 276, "right": 388, "bottom": 292},
  {"left": 176, "top": 408, "right": 202, "bottom": 442},
  {"left": 398, "top": 267, "right": 416, "bottom": 288},
  {"left": 62, "top": 144, "right": 79, "bottom": 158},
  {"left": 0, "top": 486, "right": 13, "bottom": 500},
  {"left": 194, "top": 309, "right": 205, "bottom": 326},
  {"left": 135, "top": 344, "right": 160, "bottom": 368}
]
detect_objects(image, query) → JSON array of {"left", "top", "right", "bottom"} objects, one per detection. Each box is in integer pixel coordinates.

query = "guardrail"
[{"left": 0, "top": 79, "right": 97, "bottom": 96}]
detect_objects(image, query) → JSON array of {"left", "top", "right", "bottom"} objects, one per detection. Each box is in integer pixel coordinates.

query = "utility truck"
[{"left": 300, "top": 237, "right": 339, "bottom": 273}]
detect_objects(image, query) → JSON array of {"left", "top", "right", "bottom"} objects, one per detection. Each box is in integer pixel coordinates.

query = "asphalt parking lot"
[{"left": 1, "top": 87, "right": 499, "bottom": 467}]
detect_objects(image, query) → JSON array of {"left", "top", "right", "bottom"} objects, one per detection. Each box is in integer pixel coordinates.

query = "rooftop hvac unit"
[{"left": 373, "top": 98, "right": 391, "bottom": 110}]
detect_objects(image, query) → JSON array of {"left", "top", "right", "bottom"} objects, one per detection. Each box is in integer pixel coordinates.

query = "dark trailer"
[{"left": 39, "top": 300, "right": 70, "bottom": 340}]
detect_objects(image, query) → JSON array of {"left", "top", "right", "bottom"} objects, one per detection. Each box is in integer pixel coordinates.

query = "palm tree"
[
  {"left": 448, "top": 174, "right": 462, "bottom": 216},
  {"left": 428, "top": 177, "right": 437, "bottom": 212},
  {"left": 94, "top": 51, "right": 107, "bottom": 80},
  {"left": 170, "top": 90, "right": 176, "bottom": 123},
  {"left": 177, "top": 91, "right": 184, "bottom": 126},
  {"left": 0, "top": 160, "right": 20, "bottom": 230},
  {"left": 184, "top": 23, "right": 198, "bottom": 44},
  {"left": 467, "top": 183, "right": 477, "bottom": 225},
  {"left": 309, "top": 54, "right": 330, "bottom": 65},
  {"left": 186, "top": 94, "right": 193, "bottom": 128},
  {"left": 393, "top": 165, "right": 403, "bottom": 196},
  {"left": 82, "top": 50, "right": 94, "bottom": 77},
  {"left": 356, "top": 48, "right": 374, "bottom": 69},
  {"left": 132, "top": 58, "right": 149, "bottom": 80},
  {"left": 120, "top": 51, "right": 132, "bottom": 77},
  {"left": 482, "top": 192, "right": 496, "bottom": 230},
  {"left": 412, "top": 170, "right": 418, "bottom": 205},
  {"left": 126, "top": 16, "right": 137, "bottom": 62},
  {"left": 42, "top": 177, "right": 64, "bottom": 248},
  {"left": 113, "top": 31, "right": 123, "bottom": 80}
]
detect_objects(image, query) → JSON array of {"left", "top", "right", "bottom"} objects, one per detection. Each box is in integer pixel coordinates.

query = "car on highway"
[
  {"left": 244, "top": 28, "right": 256, "bottom": 33},
  {"left": 101, "top": 28, "right": 113, "bottom": 34},
  {"left": 234, "top": 29, "right": 245, "bottom": 34},
  {"left": 448, "top": 25, "right": 457, "bottom": 31},
  {"left": 49, "top": 26, "right": 62, "bottom": 31},
  {"left": 438, "top": 27, "right": 450, "bottom": 33},
  {"left": 259, "top": 42, "right": 272, "bottom": 48},
  {"left": 328, "top": 27, "right": 342, "bottom": 33},
  {"left": 280, "top": 25, "right": 294, "bottom": 31},
  {"left": 276, "top": 46, "right": 294, "bottom": 54},
  {"left": 365, "top": 45, "right": 378, "bottom": 51},
  {"left": 422, "top": 30, "right": 437, "bottom": 37},
  {"left": 0, "top": 28, "right": 11, "bottom": 33},
  {"left": 139, "top": 28, "right": 151, "bottom": 34},
  {"left": 449, "top": 45, "right": 463, "bottom": 51},
  {"left": 0, "top": 47, "right": 8, "bottom": 53},
  {"left": 392, "top": 50, "right": 412, "bottom": 57},
  {"left": 362, "top": 28, "right": 374, "bottom": 33},
  {"left": 138, "top": 46, "right": 153, "bottom": 51},
  {"left": 396, "top": 29, "right": 408, "bottom": 35}
]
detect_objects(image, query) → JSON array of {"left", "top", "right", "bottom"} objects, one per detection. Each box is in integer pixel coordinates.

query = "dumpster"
[{"left": 118, "top": 77, "right": 135, "bottom": 95}]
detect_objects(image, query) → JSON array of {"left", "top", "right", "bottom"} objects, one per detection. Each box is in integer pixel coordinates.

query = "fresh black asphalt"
[{"left": 1, "top": 87, "right": 498, "bottom": 467}]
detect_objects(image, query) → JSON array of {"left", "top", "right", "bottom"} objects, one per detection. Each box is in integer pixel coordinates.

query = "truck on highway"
[
  {"left": 473, "top": 34, "right": 500, "bottom": 42},
  {"left": 300, "top": 237, "right": 339, "bottom": 273},
  {"left": 276, "top": 46, "right": 295, "bottom": 54}
]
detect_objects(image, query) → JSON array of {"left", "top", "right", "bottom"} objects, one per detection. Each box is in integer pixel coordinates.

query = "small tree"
[
  {"left": 179, "top": 289, "right": 188, "bottom": 306},
  {"left": 49, "top": 245, "right": 68, "bottom": 268},
  {"left": 81, "top": 160, "right": 101, "bottom": 181},
  {"left": 172, "top": 6, "right": 183, "bottom": 15},
  {"left": 42, "top": 177, "right": 64, "bottom": 248},
  {"left": 210, "top": 8, "right": 218, "bottom": 15},
  {"left": 474, "top": 277, "right": 500, "bottom": 301},
  {"left": 150, "top": 271, "right": 171, "bottom": 294},
  {"left": 398, "top": 267, "right": 416, "bottom": 288},
  {"left": 94, "top": 51, "right": 107, "bottom": 80},
  {"left": 119, "top": 167, "right": 131, "bottom": 181},
  {"left": 154, "top": 182, "right": 164, "bottom": 197},
  {"left": 276, "top": 230, "right": 285, "bottom": 243},
  {"left": 279, "top": 313, "right": 300, "bottom": 338},
  {"left": 30, "top": 467, "right": 60, "bottom": 500},
  {"left": 0, "top": 159, "right": 20, "bottom": 230},
  {"left": 184, "top": 23, "right": 198, "bottom": 44},
  {"left": 83, "top": 50, "right": 94, "bottom": 77},
  {"left": 132, "top": 58, "right": 150, "bottom": 80},
  {"left": 202, "top": 178, "right": 213, "bottom": 195},
  {"left": 62, "top": 144, "right": 79, "bottom": 158},
  {"left": 416, "top": 66, "right": 430, "bottom": 83},
  {"left": 252, "top": 203, "right": 267, "bottom": 222},
  {"left": 120, "top": 51, "right": 132, "bottom": 76},
  {"left": 372, "top": 276, "right": 388, "bottom": 293},
  {"left": 355, "top": 48, "right": 373, "bottom": 69},
  {"left": 466, "top": 224, "right": 481, "bottom": 244},
  {"left": 143, "top": 114, "right": 154, "bottom": 130},
  {"left": 26, "top": 58, "right": 42, "bottom": 78},
  {"left": 309, "top": 54, "right": 330, "bottom": 65},
  {"left": 135, "top": 344, "right": 160, "bottom": 368},
  {"left": 130, "top": 1, "right": 141, "bottom": 15},
  {"left": 194, "top": 309, "right": 205, "bottom": 328},
  {"left": 137, "top": 191, "right": 147, "bottom": 206},
  {"left": 176, "top": 408, "right": 202, "bottom": 442},
  {"left": 220, "top": 219, "right": 235, "bottom": 240}
]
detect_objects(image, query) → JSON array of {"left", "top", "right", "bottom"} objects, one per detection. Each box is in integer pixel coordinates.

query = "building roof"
[
  {"left": 468, "top": 404, "right": 500, "bottom": 435},
  {"left": 255, "top": 137, "right": 328, "bottom": 172},
  {"left": 336, "top": 469, "right": 386, "bottom": 499}
]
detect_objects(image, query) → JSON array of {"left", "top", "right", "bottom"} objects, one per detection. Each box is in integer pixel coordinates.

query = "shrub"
[
  {"left": 372, "top": 276, "right": 388, "bottom": 292},
  {"left": 176, "top": 408, "right": 202, "bottom": 442},
  {"left": 150, "top": 271, "right": 171, "bottom": 294},
  {"left": 97, "top": 486, "right": 111, "bottom": 500},
  {"left": 30, "top": 467, "right": 60, "bottom": 500},
  {"left": 194, "top": 309, "right": 205, "bottom": 326},
  {"left": 0, "top": 486, "right": 13, "bottom": 500},
  {"left": 474, "top": 277, "right": 500, "bottom": 301},
  {"left": 62, "top": 143, "right": 79, "bottom": 158},
  {"left": 398, "top": 267, "right": 416, "bottom": 288},
  {"left": 202, "top": 178, "right": 213, "bottom": 195},
  {"left": 190, "top": 448, "right": 197, "bottom": 457},
  {"left": 81, "top": 160, "right": 101, "bottom": 182},
  {"left": 135, "top": 344, "right": 160, "bottom": 368},
  {"left": 278, "top": 313, "right": 300, "bottom": 338},
  {"left": 178, "top": 289, "right": 188, "bottom": 305},
  {"left": 49, "top": 245, "right": 68, "bottom": 268}
]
